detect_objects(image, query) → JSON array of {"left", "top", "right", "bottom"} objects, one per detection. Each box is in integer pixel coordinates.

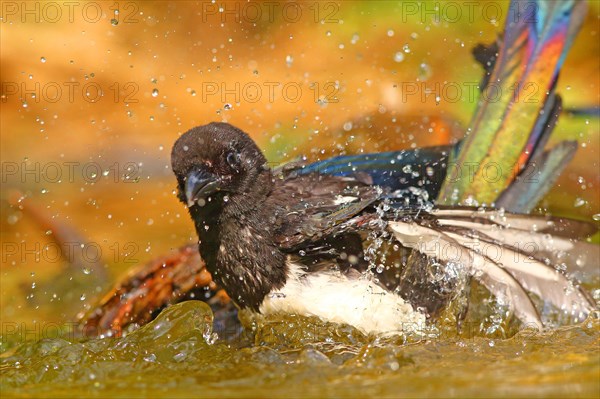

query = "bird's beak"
[{"left": 185, "top": 169, "right": 222, "bottom": 207}]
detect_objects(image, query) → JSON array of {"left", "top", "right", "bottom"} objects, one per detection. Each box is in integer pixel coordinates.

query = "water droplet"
[
  {"left": 343, "top": 121, "right": 353, "bottom": 131},
  {"left": 403, "top": 44, "right": 411, "bottom": 53},
  {"left": 464, "top": 195, "right": 477, "bottom": 207},
  {"left": 419, "top": 63, "right": 432, "bottom": 80},
  {"left": 223, "top": 103, "right": 232, "bottom": 110},
  {"left": 80, "top": 294, "right": 86, "bottom": 301},
  {"left": 285, "top": 54, "right": 294, "bottom": 67},
  {"left": 151, "top": 89, "right": 159, "bottom": 97},
  {"left": 111, "top": 18, "right": 118, "bottom": 26},
  {"left": 393, "top": 52, "right": 404, "bottom": 63},
  {"left": 144, "top": 354, "right": 157, "bottom": 362},
  {"left": 82, "top": 267, "right": 91, "bottom": 275},
  {"left": 40, "top": 57, "right": 46, "bottom": 63},
  {"left": 574, "top": 197, "right": 586, "bottom": 207},
  {"left": 592, "top": 214, "right": 600, "bottom": 221}
]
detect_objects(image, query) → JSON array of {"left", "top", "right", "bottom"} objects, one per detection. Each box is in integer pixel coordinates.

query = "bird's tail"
[{"left": 437, "top": 0, "right": 588, "bottom": 213}]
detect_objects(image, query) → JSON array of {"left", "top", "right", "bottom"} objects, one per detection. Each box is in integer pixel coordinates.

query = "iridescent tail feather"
[{"left": 438, "top": 0, "right": 588, "bottom": 210}]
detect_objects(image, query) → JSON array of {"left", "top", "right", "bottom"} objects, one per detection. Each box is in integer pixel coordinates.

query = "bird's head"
[{"left": 171, "top": 122, "right": 271, "bottom": 209}]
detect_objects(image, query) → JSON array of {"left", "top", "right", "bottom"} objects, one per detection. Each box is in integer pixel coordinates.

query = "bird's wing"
[
  {"left": 269, "top": 173, "right": 381, "bottom": 249},
  {"left": 432, "top": 208, "right": 600, "bottom": 280},
  {"left": 387, "top": 207, "right": 597, "bottom": 328},
  {"left": 432, "top": 207, "right": 598, "bottom": 239},
  {"left": 389, "top": 219, "right": 544, "bottom": 329},
  {"left": 275, "top": 145, "right": 454, "bottom": 200}
]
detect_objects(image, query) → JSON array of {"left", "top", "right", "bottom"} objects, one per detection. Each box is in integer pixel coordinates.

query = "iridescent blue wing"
[{"left": 285, "top": 145, "right": 454, "bottom": 200}]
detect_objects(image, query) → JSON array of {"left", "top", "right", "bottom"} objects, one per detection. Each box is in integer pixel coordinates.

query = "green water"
[{"left": 1, "top": 301, "right": 598, "bottom": 398}]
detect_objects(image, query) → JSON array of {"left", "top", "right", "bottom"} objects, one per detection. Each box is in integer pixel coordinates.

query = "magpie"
[
  {"left": 171, "top": 122, "right": 596, "bottom": 334},
  {"left": 170, "top": 0, "right": 598, "bottom": 334}
]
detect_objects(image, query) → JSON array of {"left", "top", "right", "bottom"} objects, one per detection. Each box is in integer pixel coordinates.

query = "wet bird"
[
  {"left": 171, "top": 121, "right": 596, "bottom": 333},
  {"left": 171, "top": 0, "right": 597, "bottom": 334}
]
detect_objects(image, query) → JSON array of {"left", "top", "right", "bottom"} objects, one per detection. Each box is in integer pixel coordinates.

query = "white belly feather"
[{"left": 259, "top": 262, "right": 426, "bottom": 334}]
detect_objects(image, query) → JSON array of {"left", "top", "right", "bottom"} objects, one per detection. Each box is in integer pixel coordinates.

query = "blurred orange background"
[{"left": 1, "top": 1, "right": 598, "bottom": 326}]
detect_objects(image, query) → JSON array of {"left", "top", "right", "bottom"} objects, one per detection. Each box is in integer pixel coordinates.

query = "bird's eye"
[{"left": 225, "top": 151, "right": 240, "bottom": 170}]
